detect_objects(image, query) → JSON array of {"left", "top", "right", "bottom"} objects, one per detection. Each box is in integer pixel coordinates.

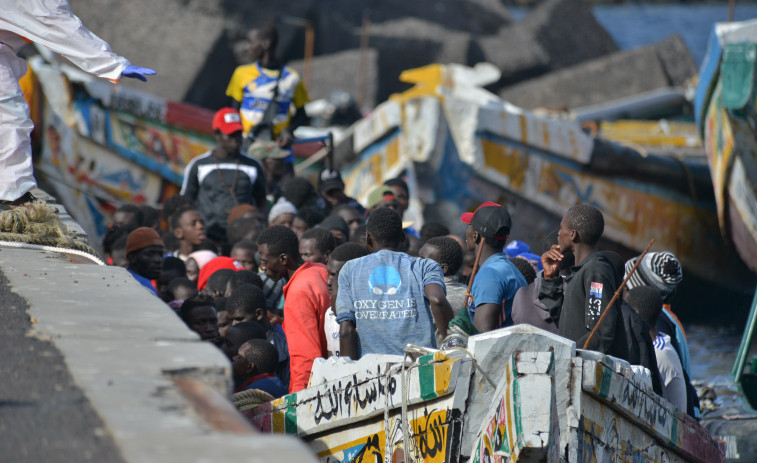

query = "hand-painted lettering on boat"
[{"left": 313, "top": 372, "right": 398, "bottom": 425}]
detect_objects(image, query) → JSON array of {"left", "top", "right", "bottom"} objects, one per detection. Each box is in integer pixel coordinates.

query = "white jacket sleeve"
[{"left": 0, "top": 0, "right": 129, "bottom": 81}]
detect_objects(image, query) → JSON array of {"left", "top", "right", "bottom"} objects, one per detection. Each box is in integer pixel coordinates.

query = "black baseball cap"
[
  {"left": 470, "top": 205, "right": 511, "bottom": 240},
  {"left": 318, "top": 168, "right": 344, "bottom": 193}
]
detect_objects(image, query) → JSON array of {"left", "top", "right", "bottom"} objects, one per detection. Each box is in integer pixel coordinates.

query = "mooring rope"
[
  {"left": 0, "top": 203, "right": 103, "bottom": 264},
  {"left": 0, "top": 241, "right": 104, "bottom": 265},
  {"left": 232, "top": 388, "right": 275, "bottom": 411}
]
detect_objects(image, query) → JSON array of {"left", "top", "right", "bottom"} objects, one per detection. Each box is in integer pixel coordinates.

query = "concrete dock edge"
[{"left": 0, "top": 191, "right": 316, "bottom": 463}]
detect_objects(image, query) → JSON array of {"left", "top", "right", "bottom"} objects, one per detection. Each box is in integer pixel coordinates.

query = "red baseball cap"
[
  {"left": 460, "top": 201, "right": 501, "bottom": 224},
  {"left": 212, "top": 108, "right": 244, "bottom": 135}
]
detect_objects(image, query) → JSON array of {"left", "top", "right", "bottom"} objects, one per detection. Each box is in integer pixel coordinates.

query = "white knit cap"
[{"left": 268, "top": 197, "right": 297, "bottom": 224}]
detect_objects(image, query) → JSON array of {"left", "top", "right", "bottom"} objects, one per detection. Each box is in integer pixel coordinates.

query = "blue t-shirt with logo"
[
  {"left": 469, "top": 253, "right": 527, "bottom": 328},
  {"left": 335, "top": 250, "right": 445, "bottom": 356}
]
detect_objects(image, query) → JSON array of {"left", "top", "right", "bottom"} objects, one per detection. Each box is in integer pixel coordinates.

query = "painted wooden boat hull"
[
  {"left": 26, "top": 56, "right": 328, "bottom": 248},
  {"left": 338, "top": 63, "right": 752, "bottom": 292},
  {"left": 696, "top": 19, "right": 757, "bottom": 276},
  {"left": 242, "top": 326, "right": 724, "bottom": 462}
]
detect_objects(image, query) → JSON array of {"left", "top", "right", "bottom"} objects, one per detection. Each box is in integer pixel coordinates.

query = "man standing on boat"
[
  {"left": 257, "top": 225, "right": 330, "bottom": 393},
  {"left": 180, "top": 108, "right": 268, "bottom": 242},
  {"left": 225, "top": 24, "right": 309, "bottom": 156},
  {"left": 337, "top": 208, "right": 453, "bottom": 358},
  {"left": 539, "top": 204, "right": 622, "bottom": 354},
  {"left": 0, "top": 0, "right": 155, "bottom": 209},
  {"left": 462, "top": 202, "right": 527, "bottom": 332}
]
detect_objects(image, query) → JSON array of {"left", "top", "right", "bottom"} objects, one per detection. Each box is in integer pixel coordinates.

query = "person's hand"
[
  {"left": 541, "top": 245, "right": 564, "bottom": 279},
  {"left": 122, "top": 65, "right": 156, "bottom": 82},
  {"left": 277, "top": 128, "right": 294, "bottom": 148}
]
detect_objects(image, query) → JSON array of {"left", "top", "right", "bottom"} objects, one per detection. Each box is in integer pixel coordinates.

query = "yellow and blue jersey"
[{"left": 225, "top": 62, "right": 309, "bottom": 138}]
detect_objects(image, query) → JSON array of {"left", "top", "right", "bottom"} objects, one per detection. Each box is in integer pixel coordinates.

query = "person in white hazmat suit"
[{"left": 0, "top": 0, "right": 155, "bottom": 208}]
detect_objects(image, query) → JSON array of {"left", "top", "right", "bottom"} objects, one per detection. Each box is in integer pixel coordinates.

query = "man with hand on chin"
[{"left": 538, "top": 204, "right": 622, "bottom": 355}]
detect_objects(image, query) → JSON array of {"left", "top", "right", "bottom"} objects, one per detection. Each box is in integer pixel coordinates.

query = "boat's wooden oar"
[
  {"left": 582, "top": 238, "right": 655, "bottom": 350},
  {"left": 464, "top": 237, "right": 486, "bottom": 308}
]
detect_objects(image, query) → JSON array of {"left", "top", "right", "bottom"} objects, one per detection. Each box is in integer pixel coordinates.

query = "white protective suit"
[{"left": 0, "top": 0, "right": 130, "bottom": 201}]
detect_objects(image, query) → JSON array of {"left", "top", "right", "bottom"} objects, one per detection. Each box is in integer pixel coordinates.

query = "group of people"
[
  {"left": 106, "top": 155, "right": 698, "bottom": 421},
  {"left": 0, "top": 4, "right": 697, "bottom": 417}
]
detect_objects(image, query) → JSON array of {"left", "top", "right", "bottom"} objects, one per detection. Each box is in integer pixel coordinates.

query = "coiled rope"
[
  {"left": 0, "top": 203, "right": 103, "bottom": 265},
  {"left": 232, "top": 388, "right": 275, "bottom": 411}
]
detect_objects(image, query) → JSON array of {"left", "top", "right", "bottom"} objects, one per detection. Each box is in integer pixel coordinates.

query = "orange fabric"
[{"left": 282, "top": 262, "right": 330, "bottom": 393}]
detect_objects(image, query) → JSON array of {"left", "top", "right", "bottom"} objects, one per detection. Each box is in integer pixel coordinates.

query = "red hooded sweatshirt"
[{"left": 282, "top": 261, "right": 330, "bottom": 393}]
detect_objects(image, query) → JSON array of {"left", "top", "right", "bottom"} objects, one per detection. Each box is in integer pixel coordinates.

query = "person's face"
[
  {"left": 230, "top": 310, "right": 256, "bottom": 325},
  {"left": 419, "top": 243, "right": 449, "bottom": 275},
  {"left": 292, "top": 217, "right": 310, "bottom": 239},
  {"left": 185, "top": 258, "right": 200, "bottom": 284},
  {"left": 270, "top": 213, "right": 294, "bottom": 228},
  {"left": 130, "top": 246, "right": 165, "bottom": 280},
  {"left": 175, "top": 210, "right": 206, "bottom": 245},
  {"left": 262, "top": 158, "right": 286, "bottom": 180},
  {"left": 217, "top": 311, "right": 231, "bottom": 337},
  {"left": 387, "top": 185, "right": 408, "bottom": 217},
  {"left": 321, "top": 187, "right": 346, "bottom": 207},
  {"left": 557, "top": 218, "right": 573, "bottom": 254},
  {"left": 246, "top": 29, "right": 267, "bottom": 62},
  {"left": 330, "top": 229, "right": 346, "bottom": 246},
  {"left": 232, "top": 343, "right": 252, "bottom": 383},
  {"left": 326, "top": 258, "right": 346, "bottom": 308},
  {"left": 187, "top": 305, "right": 218, "bottom": 341},
  {"left": 231, "top": 248, "right": 257, "bottom": 272},
  {"left": 173, "top": 284, "right": 197, "bottom": 302},
  {"left": 216, "top": 130, "right": 243, "bottom": 154},
  {"left": 300, "top": 238, "right": 328, "bottom": 265},
  {"left": 464, "top": 225, "right": 477, "bottom": 251},
  {"left": 158, "top": 269, "right": 184, "bottom": 301},
  {"left": 258, "top": 243, "right": 288, "bottom": 281},
  {"left": 223, "top": 325, "right": 260, "bottom": 360},
  {"left": 335, "top": 208, "right": 362, "bottom": 237},
  {"left": 113, "top": 211, "right": 138, "bottom": 228}
]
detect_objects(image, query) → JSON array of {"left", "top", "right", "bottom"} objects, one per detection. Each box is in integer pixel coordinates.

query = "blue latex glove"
[{"left": 122, "top": 65, "right": 156, "bottom": 82}]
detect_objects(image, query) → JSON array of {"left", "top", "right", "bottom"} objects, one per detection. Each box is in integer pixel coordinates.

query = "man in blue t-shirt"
[
  {"left": 461, "top": 202, "right": 526, "bottom": 332},
  {"left": 336, "top": 208, "right": 453, "bottom": 358}
]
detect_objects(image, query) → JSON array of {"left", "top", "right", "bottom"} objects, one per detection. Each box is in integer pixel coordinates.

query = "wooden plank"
[
  {"left": 464, "top": 325, "right": 576, "bottom": 458},
  {"left": 248, "top": 351, "right": 470, "bottom": 437},
  {"left": 353, "top": 100, "right": 402, "bottom": 154},
  {"left": 305, "top": 398, "right": 463, "bottom": 463},
  {"left": 468, "top": 352, "right": 559, "bottom": 463},
  {"left": 581, "top": 356, "right": 725, "bottom": 463},
  {"left": 577, "top": 399, "right": 689, "bottom": 463}
]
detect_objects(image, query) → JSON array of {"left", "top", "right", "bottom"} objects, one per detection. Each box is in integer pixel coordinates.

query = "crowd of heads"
[
  {"left": 105, "top": 149, "right": 688, "bottom": 403},
  {"left": 106, "top": 168, "right": 605, "bottom": 341},
  {"left": 109, "top": 167, "right": 532, "bottom": 389}
]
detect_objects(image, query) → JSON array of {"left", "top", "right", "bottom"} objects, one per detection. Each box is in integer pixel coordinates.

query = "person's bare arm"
[
  {"left": 424, "top": 283, "right": 453, "bottom": 338},
  {"left": 339, "top": 321, "right": 359, "bottom": 360},
  {"left": 473, "top": 303, "right": 501, "bottom": 332}
]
